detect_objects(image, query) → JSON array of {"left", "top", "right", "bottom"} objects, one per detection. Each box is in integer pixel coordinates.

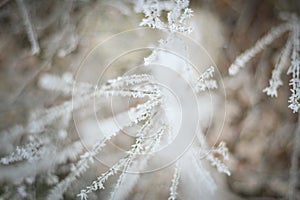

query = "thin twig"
[
  {"left": 16, "top": 0, "right": 40, "bottom": 55},
  {"left": 288, "top": 112, "right": 300, "bottom": 200}
]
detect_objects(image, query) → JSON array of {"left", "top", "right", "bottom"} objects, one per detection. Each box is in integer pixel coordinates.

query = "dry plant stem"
[
  {"left": 288, "top": 112, "right": 300, "bottom": 200},
  {"left": 16, "top": 0, "right": 40, "bottom": 55}
]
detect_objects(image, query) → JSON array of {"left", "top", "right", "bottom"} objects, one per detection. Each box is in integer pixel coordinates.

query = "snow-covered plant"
[
  {"left": 229, "top": 14, "right": 300, "bottom": 113},
  {"left": 0, "top": 1, "right": 230, "bottom": 200}
]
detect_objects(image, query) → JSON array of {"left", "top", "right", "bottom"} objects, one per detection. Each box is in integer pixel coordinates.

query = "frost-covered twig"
[
  {"left": 287, "top": 19, "right": 300, "bottom": 113},
  {"left": 195, "top": 66, "right": 218, "bottom": 92},
  {"left": 111, "top": 123, "right": 167, "bottom": 200},
  {"left": 0, "top": 141, "right": 42, "bottom": 165},
  {"left": 78, "top": 118, "right": 153, "bottom": 200},
  {"left": 168, "top": 161, "right": 181, "bottom": 200},
  {"left": 56, "top": 0, "right": 78, "bottom": 58},
  {"left": 229, "top": 23, "right": 290, "bottom": 75},
  {"left": 77, "top": 158, "right": 124, "bottom": 200},
  {"left": 108, "top": 122, "right": 150, "bottom": 200},
  {"left": 139, "top": 0, "right": 193, "bottom": 34},
  {"left": 263, "top": 38, "right": 292, "bottom": 97},
  {"left": 27, "top": 73, "right": 160, "bottom": 133},
  {"left": 16, "top": 0, "right": 40, "bottom": 55},
  {"left": 190, "top": 149, "right": 217, "bottom": 193},
  {"left": 47, "top": 99, "right": 161, "bottom": 200},
  {"left": 39, "top": 73, "right": 156, "bottom": 96},
  {"left": 110, "top": 122, "right": 167, "bottom": 200},
  {"left": 142, "top": 123, "right": 166, "bottom": 154},
  {"left": 0, "top": 140, "right": 82, "bottom": 181},
  {"left": 200, "top": 141, "right": 231, "bottom": 176},
  {"left": 78, "top": 117, "right": 167, "bottom": 200},
  {"left": 288, "top": 113, "right": 300, "bottom": 200}
]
